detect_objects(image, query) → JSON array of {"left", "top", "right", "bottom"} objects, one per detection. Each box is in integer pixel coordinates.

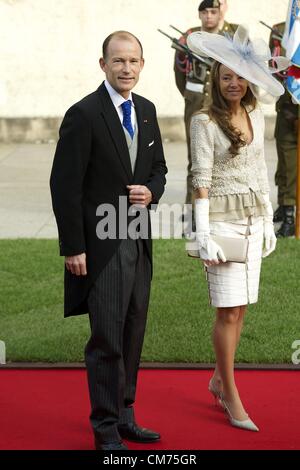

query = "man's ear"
[
  {"left": 99, "top": 57, "right": 106, "bottom": 72},
  {"left": 140, "top": 58, "right": 145, "bottom": 70}
]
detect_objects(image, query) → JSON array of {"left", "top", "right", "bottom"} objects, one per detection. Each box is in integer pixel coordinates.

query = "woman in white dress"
[{"left": 187, "top": 26, "right": 288, "bottom": 431}]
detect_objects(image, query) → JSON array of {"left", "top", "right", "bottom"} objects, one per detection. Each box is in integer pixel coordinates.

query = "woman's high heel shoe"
[
  {"left": 220, "top": 398, "right": 259, "bottom": 432},
  {"left": 208, "top": 378, "right": 222, "bottom": 405}
]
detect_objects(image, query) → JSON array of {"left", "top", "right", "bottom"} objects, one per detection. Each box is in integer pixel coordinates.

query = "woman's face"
[{"left": 219, "top": 64, "right": 249, "bottom": 104}]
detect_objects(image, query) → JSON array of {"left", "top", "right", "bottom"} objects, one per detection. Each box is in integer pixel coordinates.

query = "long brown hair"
[{"left": 206, "top": 61, "right": 257, "bottom": 156}]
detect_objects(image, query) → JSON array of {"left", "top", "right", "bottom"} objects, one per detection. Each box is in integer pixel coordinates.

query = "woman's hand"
[
  {"left": 195, "top": 197, "right": 226, "bottom": 266},
  {"left": 261, "top": 193, "right": 277, "bottom": 258},
  {"left": 199, "top": 238, "right": 226, "bottom": 266},
  {"left": 262, "top": 221, "right": 277, "bottom": 258}
]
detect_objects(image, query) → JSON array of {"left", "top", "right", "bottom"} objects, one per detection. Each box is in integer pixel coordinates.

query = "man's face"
[
  {"left": 100, "top": 37, "right": 144, "bottom": 99},
  {"left": 199, "top": 8, "right": 221, "bottom": 31}
]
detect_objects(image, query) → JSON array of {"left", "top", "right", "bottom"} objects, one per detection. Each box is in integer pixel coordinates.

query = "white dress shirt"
[{"left": 104, "top": 80, "right": 137, "bottom": 131}]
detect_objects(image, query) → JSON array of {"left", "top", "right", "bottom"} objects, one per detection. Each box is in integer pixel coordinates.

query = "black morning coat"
[{"left": 50, "top": 82, "right": 168, "bottom": 317}]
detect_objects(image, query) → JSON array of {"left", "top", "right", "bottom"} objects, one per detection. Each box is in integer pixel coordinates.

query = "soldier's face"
[
  {"left": 199, "top": 8, "right": 221, "bottom": 31},
  {"left": 100, "top": 37, "right": 144, "bottom": 99},
  {"left": 219, "top": 65, "right": 248, "bottom": 103}
]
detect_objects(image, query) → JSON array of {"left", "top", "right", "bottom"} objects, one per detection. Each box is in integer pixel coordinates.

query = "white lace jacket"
[{"left": 190, "top": 107, "right": 270, "bottom": 197}]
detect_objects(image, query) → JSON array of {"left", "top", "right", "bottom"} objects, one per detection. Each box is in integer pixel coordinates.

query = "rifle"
[
  {"left": 169, "top": 25, "right": 185, "bottom": 36},
  {"left": 157, "top": 28, "right": 213, "bottom": 68},
  {"left": 260, "top": 21, "right": 283, "bottom": 41}
]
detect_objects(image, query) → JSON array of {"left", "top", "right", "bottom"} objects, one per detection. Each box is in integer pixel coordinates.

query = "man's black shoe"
[
  {"left": 94, "top": 439, "right": 128, "bottom": 451},
  {"left": 276, "top": 221, "right": 295, "bottom": 238},
  {"left": 273, "top": 205, "right": 284, "bottom": 223},
  {"left": 276, "top": 206, "right": 295, "bottom": 238},
  {"left": 118, "top": 423, "right": 160, "bottom": 443}
]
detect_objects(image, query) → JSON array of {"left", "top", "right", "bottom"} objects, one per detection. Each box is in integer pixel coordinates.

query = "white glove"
[
  {"left": 262, "top": 193, "right": 277, "bottom": 258},
  {"left": 195, "top": 198, "right": 226, "bottom": 264}
]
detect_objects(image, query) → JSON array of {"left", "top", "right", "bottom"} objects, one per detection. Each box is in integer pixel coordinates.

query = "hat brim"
[{"left": 187, "top": 31, "right": 286, "bottom": 98}]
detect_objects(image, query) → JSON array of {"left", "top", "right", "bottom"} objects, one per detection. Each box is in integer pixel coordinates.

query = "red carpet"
[{"left": 0, "top": 369, "right": 299, "bottom": 450}]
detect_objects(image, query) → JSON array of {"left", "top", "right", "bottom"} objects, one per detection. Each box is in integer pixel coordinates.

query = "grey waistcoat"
[{"left": 123, "top": 125, "right": 138, "bottom": 172}]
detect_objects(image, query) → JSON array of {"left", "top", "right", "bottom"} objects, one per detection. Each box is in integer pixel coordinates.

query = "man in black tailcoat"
[{"left": 50, "top": 30, "right": 167, "bottom": 450}]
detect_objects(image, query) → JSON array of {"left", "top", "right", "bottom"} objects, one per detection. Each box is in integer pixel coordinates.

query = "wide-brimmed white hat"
[{"left": 187, "top": 25, "right": 290, "bottom": 103}]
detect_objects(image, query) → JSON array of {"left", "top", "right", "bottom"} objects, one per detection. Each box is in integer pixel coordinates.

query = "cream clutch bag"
[{"left": 186, "top": 235, "right": 249, "bottom": 263}]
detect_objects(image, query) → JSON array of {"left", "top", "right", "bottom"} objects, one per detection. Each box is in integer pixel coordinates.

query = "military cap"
[{"left": 198, "top": 0, "right": 220, "bottom": 11}]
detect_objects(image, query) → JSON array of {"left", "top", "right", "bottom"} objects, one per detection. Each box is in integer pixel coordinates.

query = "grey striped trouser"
[{"left": 85, "top": 238, "right": 151, "bottom": 443}]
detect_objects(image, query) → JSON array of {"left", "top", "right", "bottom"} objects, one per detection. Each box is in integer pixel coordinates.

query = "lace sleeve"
[
  {"left": 190, "top": 113, "right": 215, "bottom": 190},
  {"left": 255, "top": 109, "right": 270, "bottom": 193}
]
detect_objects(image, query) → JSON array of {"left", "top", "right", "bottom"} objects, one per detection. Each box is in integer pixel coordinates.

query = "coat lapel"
[
  {"left": 98, "top": 83, "right": 133, "bottom": 181},
  {"left": 132, "top": 94, "right": 148, "bottom": 182}
]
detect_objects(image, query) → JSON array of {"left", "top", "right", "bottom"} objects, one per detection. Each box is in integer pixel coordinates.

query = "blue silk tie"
[{"left": 121, "top": 100, "right": 134, "bottom": 139}]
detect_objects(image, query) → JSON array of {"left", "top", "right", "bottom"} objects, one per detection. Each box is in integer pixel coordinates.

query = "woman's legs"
[
  {"left": 236, "top": 305, "right": 247, "bottom": 348},
  {"left": 211, "top": 305, "right": 247, "bottom": 394},
  {"left": 212, "top": 306, "right": 248, "bottom": 420}
]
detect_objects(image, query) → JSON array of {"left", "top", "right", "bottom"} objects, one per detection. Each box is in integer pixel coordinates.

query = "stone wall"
[{"left": 0, "top": 0, "right": 288, "bottom": 141}]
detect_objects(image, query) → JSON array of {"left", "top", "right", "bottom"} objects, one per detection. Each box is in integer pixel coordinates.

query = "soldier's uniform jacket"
[
  {"left": 269, "top": 22, "right": 298, "bottom": 141},
  {"left": 174, "top": 21, "right": 238, "bottom": 104}
]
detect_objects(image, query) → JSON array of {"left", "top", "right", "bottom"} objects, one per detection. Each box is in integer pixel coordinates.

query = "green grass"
[{"left": 0, "top": 239, "right": 299, "bottom": 363}]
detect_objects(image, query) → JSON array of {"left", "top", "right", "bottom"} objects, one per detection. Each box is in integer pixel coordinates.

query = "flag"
[
  {"left": 285, "top": 74, "right": 300, "bottom": 104},
  {"left": 282, "top": 0, "right": 300, "bottom": 65},
  {"left": 282, "top": 1, "right": 300, "bottom": 103}
]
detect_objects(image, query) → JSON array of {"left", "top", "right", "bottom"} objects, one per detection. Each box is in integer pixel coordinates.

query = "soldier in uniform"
[
  {"left": 269, "top": 22, "right": 299, "bottom": 237},
  {"left": 174, "top": 0, "right": 238, "bottom": 210}
]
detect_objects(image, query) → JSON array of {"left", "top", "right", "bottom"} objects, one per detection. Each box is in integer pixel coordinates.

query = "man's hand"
[
  {"left": 127, "top": 185, "right": 152, "bottom": 207},
  {"left": 65, "top": 253, "right": 87, "bottom": 276}
]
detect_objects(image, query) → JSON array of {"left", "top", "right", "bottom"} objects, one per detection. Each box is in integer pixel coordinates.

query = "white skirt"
[{"left": 205, "top": 216, "right": 264, "bottom": 308}]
